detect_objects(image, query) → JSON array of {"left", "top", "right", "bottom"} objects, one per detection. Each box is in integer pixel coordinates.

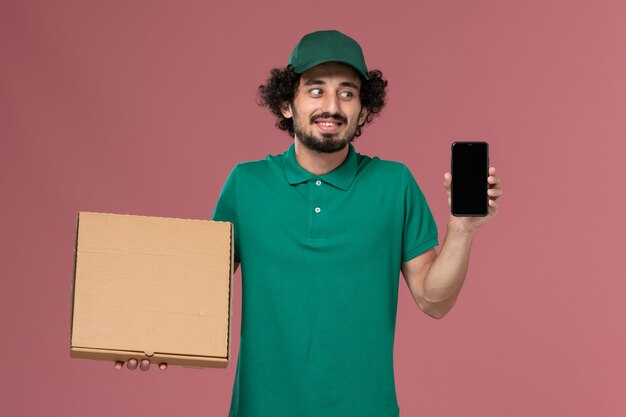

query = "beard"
[{"left": 292, "top": 110, "right": 357, "bottom": 154}]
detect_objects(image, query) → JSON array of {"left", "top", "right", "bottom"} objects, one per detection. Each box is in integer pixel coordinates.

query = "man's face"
[{"left": 282, "top": 62, "right": 369, "bottom": 153}]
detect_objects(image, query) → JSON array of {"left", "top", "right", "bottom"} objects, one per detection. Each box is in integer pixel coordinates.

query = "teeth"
[{"left": 319, "top": 122, "right": 337, "bottom": 127}]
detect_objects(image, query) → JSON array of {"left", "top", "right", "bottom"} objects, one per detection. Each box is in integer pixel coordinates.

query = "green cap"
[{"left": 288, "top": 30, "right": 369, "bottom": 80}]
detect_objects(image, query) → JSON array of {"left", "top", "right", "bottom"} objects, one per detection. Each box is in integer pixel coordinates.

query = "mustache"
[{"left": 310, "top": 112, "right": 348, "bottom": 124}]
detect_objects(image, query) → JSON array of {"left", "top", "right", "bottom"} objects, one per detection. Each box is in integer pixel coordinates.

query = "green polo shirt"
[{"left": 212, "top": 144, "right": 438, "bottom": 417}]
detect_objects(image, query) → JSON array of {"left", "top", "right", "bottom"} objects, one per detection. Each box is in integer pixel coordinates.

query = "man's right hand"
[{"left": 114, "top": 359, "right": 168, "bottom": 371}]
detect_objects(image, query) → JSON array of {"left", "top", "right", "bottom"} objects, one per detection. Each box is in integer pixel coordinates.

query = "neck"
[{"left": 293, "top": 138, "right": 350, "bottom": 176}]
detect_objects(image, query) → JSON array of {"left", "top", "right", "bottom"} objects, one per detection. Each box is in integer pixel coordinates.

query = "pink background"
[{"left": 2, "top": 0, "right": 625, "bottom": 416}]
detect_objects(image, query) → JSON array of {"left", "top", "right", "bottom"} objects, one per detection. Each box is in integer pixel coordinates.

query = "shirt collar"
[{"left": 284, "top": 143, "right": 358, "bottom": 191}]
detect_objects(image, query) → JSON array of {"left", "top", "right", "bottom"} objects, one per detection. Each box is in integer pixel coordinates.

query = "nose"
[{"left": 320, "top": 92, "right": 340, "bottom": 114}]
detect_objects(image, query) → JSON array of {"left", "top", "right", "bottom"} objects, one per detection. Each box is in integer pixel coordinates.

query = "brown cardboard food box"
[{"left": 70, "top": 212, "right": 233, "bottom": 368}]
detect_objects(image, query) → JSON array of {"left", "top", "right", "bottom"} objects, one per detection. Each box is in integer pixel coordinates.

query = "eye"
[
  {"left": 309, "top": 88, "right": 323, "bottom": 96},
  {"left": 339, "top": 90, "right": 354, "bottom": 99}
]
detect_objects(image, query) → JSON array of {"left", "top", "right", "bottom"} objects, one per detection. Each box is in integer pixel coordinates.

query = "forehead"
[{"left": 299, "top": 62, "right": 361, "bottom": 87}]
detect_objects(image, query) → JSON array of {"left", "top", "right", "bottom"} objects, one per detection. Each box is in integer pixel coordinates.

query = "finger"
[
  {"left": 158, "top": 363, "right": 168, "bottom": 371},
  {"left": 139, "top": 359, "right": 150, "bottom": 372},
  {"left": 488, "top": 188, "right": 502, "bottom": 198},
  {"left": 488, "top": 175, "right": 500, "bottom": 186},
  {"left": 489, "top": 166, "right": 496, "bottom": 176},
  {"left": 127, "top": 358, "right": 138, "bottom": 370},
  {"left": 114, "top": 361, "right": 124, "bottom": 370},
  {"left": 488, "top": 199, "right": 499, "bottom": 216}
]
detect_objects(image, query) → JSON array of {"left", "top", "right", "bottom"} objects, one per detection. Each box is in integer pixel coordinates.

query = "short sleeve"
[
  {"left": 401, "top": 166, "right": 439, "bottom": 263},
  {"left": 212, "top": 166, "right": 240, "bottom": 263}
]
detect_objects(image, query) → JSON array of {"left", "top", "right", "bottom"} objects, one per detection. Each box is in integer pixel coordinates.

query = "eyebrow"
[{"left": 304, "top": 79, "right": 360, "bottom": 90}]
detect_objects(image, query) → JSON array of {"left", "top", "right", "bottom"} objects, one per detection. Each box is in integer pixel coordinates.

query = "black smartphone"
[{"left": 451, "top": 141, "right": 489, "bottom": 217}]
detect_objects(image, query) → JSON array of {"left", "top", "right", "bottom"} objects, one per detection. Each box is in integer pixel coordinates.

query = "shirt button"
[
  {"left": 314, "top": 207, "right": 321, "bottom": 213},
  {"left": 315, "top": 180, "right": 322, "bottom": 186}
]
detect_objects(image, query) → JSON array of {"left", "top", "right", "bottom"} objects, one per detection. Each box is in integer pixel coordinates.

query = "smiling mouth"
[
  {"left": 314, "top": 120, "right": 343, "bottom": 133},
  {"left": 316, "top": 121, "right": 342, "bottom": 127}
]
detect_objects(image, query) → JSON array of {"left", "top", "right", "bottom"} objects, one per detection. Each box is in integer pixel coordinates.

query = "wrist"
[{"left": 447, "top": 216, "right": 478, "bottom": 238}]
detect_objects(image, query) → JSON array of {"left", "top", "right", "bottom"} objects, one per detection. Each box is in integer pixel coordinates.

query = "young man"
[
  {"left": 212, "top": 29, "right": 501, "bottom": 417},
  {"left": 119, "top": 30, "right": 502, "bottom": 417}
]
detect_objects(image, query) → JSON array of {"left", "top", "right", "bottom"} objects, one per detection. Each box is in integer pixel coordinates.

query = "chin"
[
  {"left": 295, "top": 126, "right": 357, "bottom": 153},
  {"left": 308, "top": 138, "right": 351, "bottom": 153}
]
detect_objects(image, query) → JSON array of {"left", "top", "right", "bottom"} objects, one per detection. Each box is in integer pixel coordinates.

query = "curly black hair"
[{"left": 257, "top": 65, "right": 388, "bottom": 138}]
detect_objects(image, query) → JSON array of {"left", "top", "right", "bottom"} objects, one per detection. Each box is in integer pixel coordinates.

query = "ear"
[
  {"left": 280, "top": 102, "right": 293, "bottom": 119},
  {"left": 358, "top": 107, "right": 369, "bottom": 126}
]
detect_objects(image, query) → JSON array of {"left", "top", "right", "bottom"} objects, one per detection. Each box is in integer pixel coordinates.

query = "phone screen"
[{"left": 451, "top": 142, "right": 489, "bottom": 216}]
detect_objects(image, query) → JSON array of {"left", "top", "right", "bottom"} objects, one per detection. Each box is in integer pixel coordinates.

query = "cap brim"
[{"left": 293, "top": 58, "right": 369, "bottom": 80}]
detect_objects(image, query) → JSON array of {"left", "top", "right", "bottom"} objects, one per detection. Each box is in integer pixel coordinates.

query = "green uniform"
[{"left": 212, "top": 144, "right": 438, "bottom": 417}]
